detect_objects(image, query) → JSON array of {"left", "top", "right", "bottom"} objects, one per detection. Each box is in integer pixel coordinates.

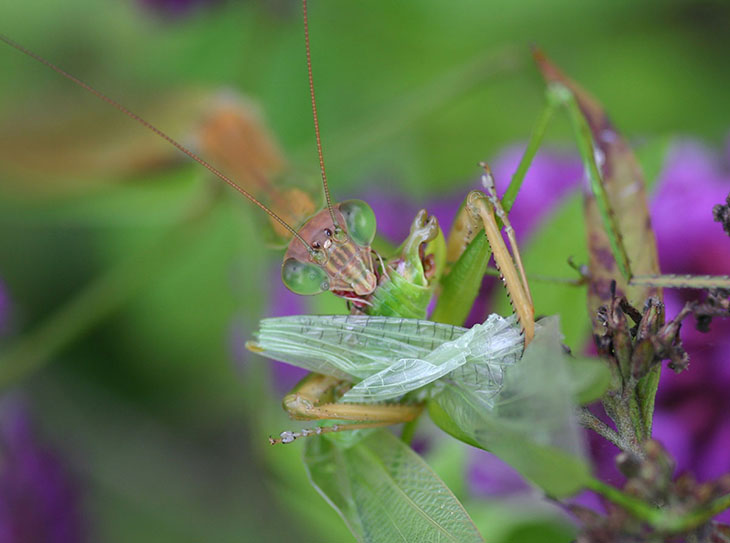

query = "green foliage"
[
  {"left": 304, "top": 430, "right": 484, "bottom": 543},
  {"left": 432, "top": 234, "right": 491, "bottom": 326}
]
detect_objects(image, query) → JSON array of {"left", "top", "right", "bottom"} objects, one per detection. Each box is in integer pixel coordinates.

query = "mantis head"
[{"left": 281, "top": 200, "right": 378, "bottom": 296}]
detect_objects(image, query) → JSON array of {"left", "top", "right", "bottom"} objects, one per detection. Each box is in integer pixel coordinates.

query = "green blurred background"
[{"left": 0, "top": 0, "right": 728, "bottom": 541}]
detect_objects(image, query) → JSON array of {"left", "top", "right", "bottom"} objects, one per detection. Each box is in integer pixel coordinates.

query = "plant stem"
[
  {"left": 482, "top": 266, "right": 585, "bottom": 286},
  {"left": 601, "top": 392, "right": 644, "bottom": 457},
  {"left": 586, "top": 478, "right": 662, "bottom": 523},
  {"left": 665, "top": 493, "right": 730, "bottom": 532},
  {"left": 502, "top": 99, "right": 557, "bottom": 213},
  {"left": 586, "top": 478, "right": 730, "bottom": 533},
  {"left": 549, "top": 83, "right": 632, "bottom": 283},
  {"left": 578, "top": 408, "right": 621, "bottom": 447}
]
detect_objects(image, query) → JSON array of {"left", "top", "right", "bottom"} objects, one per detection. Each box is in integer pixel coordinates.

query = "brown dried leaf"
[{"left": 534, "top": 50, "right": 661, "bottom": 333}]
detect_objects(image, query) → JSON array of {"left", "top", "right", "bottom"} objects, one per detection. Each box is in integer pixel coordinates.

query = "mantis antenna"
[
  {"left": 302, "top": 0, "right": 343, "bottom": 237},
  {"left": 0, "top": 33, "right": 316, "bottom": 254}
]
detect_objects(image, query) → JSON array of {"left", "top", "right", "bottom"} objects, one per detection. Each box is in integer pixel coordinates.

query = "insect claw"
[
  {"left": 245, "top": 341, "right": 264, "bottom": 353},
  {"left": 269, "top": 430, "right": 298, "bottom": 445},
  {"left": 477, "top": 161, "right": 493, "bottom": 174}
]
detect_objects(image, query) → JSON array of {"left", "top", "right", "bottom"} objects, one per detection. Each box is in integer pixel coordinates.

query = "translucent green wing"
[
  {"left": 250, "top": 314, "right": 522, "bottom": 401},
  {"left": 342, "top": 314, "right": 522, "bottom": 402},
  {"left": 251, "top": 314, "right": 469, "bottom": 380}
]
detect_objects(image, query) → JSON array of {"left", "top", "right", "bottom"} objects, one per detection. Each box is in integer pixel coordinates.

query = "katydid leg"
[
  {"left": 281, "top": 373, "right": 423, "bottom": 423},
  {"left": 466, "top": 188, "right": 535, "bottom": 345}
]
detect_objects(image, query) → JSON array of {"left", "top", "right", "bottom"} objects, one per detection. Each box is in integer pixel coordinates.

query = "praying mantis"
[{"left": 3, "top": 1, "right": 730, "bottom": 541}]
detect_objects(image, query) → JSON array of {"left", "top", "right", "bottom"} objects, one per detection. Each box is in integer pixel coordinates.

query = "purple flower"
[
  {"left": 265, "top": 275, "right": 312, "bottom": 394},
  {"left": 490, "top": 145, "right": 584, "bottom": 240},
  {"left": 580, "top": 138, "right": 730, "bottom": 522},
  {"left": 650, "top": 140, "right": 730, "bottom": 483},
  {"left": 0, "top": 397, "right": 86, "bottom": 543},
  {"left": 468, "top": 450, "right": 531, "bottom": 496},
  {"left": 228, "top": 262, "right": 312, "bottom": 393}
]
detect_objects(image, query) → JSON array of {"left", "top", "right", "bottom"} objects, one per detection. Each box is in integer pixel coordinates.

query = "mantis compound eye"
[
  {"left": 338, "top": 200, "right": 377, "bottom": 247},
  {"left": 281, "top": 258, "right": 329, "bottom": 295}
]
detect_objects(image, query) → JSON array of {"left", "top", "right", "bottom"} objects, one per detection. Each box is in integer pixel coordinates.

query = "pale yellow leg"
[
  {"left": 466, "top": 164, "right": 535, "bottom": 345},
  {"left": 270, "top": 373, "right": 424, "bottom": 445}
]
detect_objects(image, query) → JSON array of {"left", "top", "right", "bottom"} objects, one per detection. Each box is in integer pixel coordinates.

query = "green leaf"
[
  {"left": 467, "top": 501, "right": 576, "bottom": 543},
  {"left": 432, "top": 387, "right": 591, "bottom": 498},
  {"left": 431, "top": 234, "right": 490, "bottom": 326},
  {"left": 566, "top": 356, "right": 611, "bottom": 405},
  {"left": 303, "top": 430, "right": 484, "bottom": 543}
]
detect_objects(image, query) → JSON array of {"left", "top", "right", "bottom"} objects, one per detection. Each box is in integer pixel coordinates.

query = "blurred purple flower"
[
  {"left": 0, "top": 397, "right": 86, "bottom": 543},
  {"left": 468, "top": 451, "right": 531, "bottom": 496},
  {"left": 262, "top": 276, "right": 311, "bottom": 394},
  {"left": 634, "top": 141, "right": 730, "bottom": 482},
  {"left": 490, "top": 146, "right": 584, "bottom": 239},
  {"left": 228, "top": 261, "right": 310, "bottom": 393}
]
